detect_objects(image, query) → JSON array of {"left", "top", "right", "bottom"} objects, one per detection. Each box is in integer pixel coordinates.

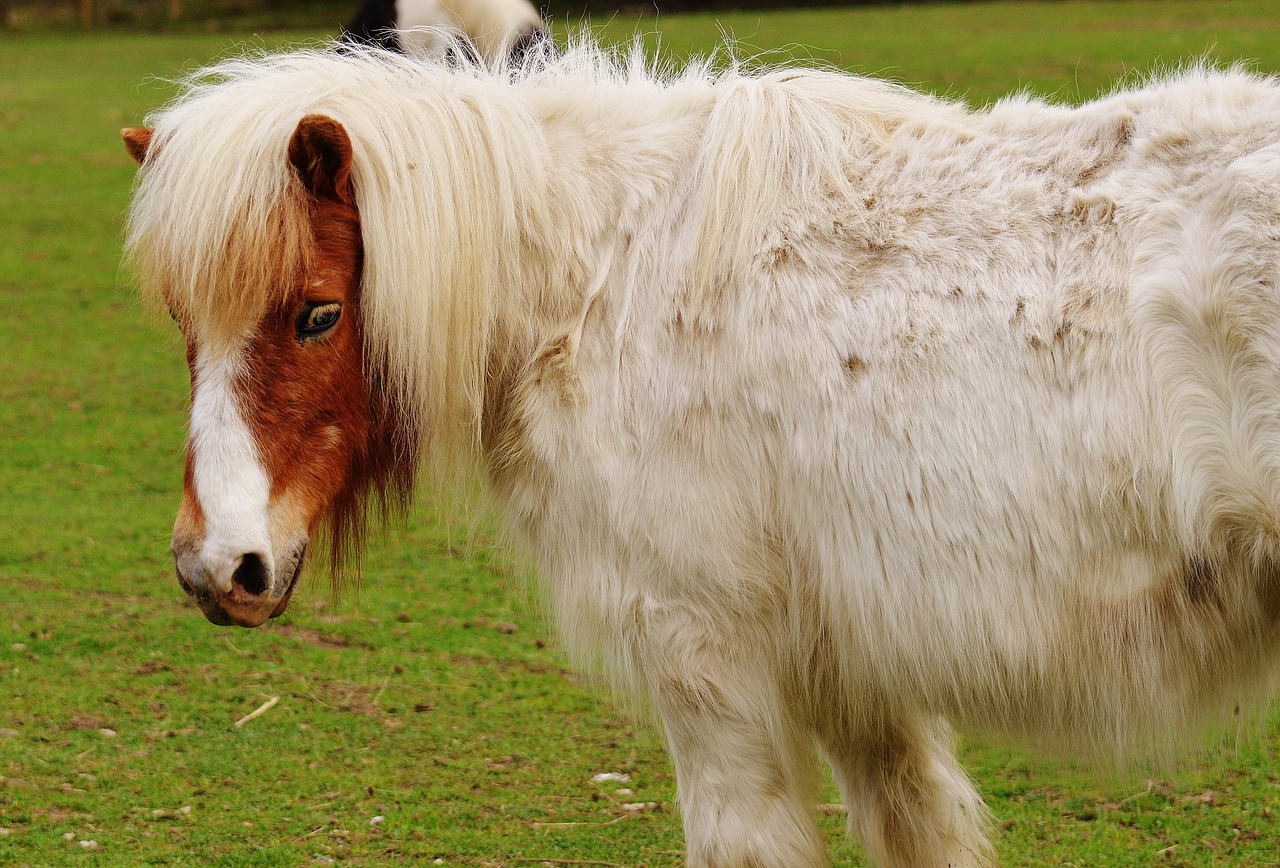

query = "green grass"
[{"left": 5, "top": 2, "right": 1280, "bottom": 864}]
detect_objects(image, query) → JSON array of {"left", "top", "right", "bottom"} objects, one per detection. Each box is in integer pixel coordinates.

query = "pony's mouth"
[
  {"left": 177, "top": 545, "right": 307, "bottom": 628},
  {"left": 268, "top": 547, "right": 307, "bottom": 619}
]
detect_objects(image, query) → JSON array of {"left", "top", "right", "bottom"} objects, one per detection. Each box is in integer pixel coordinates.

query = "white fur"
[
  {"left": 187, "top": 344, "right": 273, "bottom": 593},
  {"left": 126, "top": 45, "right": 1280, "bottom": 866},
  {"left": 395, "top": 0, "right": 542, "bottom": 63}
]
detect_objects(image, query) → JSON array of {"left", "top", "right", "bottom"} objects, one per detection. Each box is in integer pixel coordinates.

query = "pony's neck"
[
  {"left": 516, "top": 85, "right": 712, "bottom": 322},
  {"left": 474, "top": 82, "right": 713, "bottom": 473}
]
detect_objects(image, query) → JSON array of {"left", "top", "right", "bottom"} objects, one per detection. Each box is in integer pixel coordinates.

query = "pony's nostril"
[{"left": 232, "top": 552, "right": 269, "bottom": 596}]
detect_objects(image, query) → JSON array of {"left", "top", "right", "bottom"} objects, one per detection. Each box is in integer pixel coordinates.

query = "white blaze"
[{"left": 189, "top": 345, "right": 273, "bottom": 593}]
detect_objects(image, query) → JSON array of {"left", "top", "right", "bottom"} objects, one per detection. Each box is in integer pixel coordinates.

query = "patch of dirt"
[
  {"left": 133, "top": 661, "right": 171, "bottom": 675},
  {"left": 32, "top": 806, "right": 84, "bottom": 823},
  {"left": 272, "top": 625, "right": 371, "bottom": 650},
  {"left": 446, "top": 654, "right": 569, "bottom": 677},
  {"left": 294, "top": 681, "right": 387, "bottom": 716},
  {"left": 63, "top": 715, "right": 106, "bottom": 731}
]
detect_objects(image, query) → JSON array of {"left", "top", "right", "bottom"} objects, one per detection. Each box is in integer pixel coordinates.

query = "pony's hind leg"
[
  {"left": 632, "top": 599, "right": 829, "bottom": 867},
  {"left": 822, "top": 716, "right": 993, "bottom": 868}
]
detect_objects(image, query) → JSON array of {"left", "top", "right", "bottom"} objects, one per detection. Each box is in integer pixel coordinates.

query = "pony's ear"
[
  {"left": 122, "top": 127, "right": 152, "bottom": 165},
  {"left": 288, "top": 114, "right": 355, "bottom": 206}
]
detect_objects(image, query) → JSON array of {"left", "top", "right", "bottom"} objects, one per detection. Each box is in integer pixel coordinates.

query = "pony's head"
[
  {"left": 123, "top": 114, "right": 416, "bottom": 627},
  {"left": 122, "top": 45, "right": 658, "bottom": 626}
]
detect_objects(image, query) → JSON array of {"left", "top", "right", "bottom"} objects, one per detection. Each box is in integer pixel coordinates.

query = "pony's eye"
[{"left": 297, "top": 302, "right": 342, "bottom": 339}]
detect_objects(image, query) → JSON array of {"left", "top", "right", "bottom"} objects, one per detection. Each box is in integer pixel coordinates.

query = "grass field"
[{"left": 5, "top": 1, "right": 1280, "bottom": 864}]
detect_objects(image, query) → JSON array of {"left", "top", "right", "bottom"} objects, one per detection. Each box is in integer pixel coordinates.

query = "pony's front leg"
[
  {"left": 821, "top": 716, "right": 992, "bottom": 868},
  {"left": 631, "top": 598, "right": 829, "bottom": 868}
]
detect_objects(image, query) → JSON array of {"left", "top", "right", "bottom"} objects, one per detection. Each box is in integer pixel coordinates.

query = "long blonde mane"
[{"left": 124, "top": 41, "right": 944, "bottom": 470}]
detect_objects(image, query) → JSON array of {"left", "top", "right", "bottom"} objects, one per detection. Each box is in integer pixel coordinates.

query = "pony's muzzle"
[{"left": 172, "top": 540, "right": 307, "bottom": 628}]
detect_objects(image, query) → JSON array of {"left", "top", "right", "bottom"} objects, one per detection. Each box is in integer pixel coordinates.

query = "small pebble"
[
  {"left": 369, "top": 815, "right": 385, "bottom": 826},
  {"left": 591, "top": 772, "right": 630, "bottom": 784}
]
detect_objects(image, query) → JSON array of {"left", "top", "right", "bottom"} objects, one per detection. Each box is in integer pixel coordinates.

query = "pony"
[
  {"left": 122, "top": 42, "right": 1280, "bottom": 866},
  {"left": 341, "top": 0, "right": 546, "bottom": 65}
]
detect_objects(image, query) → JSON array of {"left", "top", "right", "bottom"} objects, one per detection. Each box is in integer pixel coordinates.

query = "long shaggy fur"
[{"left": 127, "top": 42, "right": 1280, "bottom": 865}]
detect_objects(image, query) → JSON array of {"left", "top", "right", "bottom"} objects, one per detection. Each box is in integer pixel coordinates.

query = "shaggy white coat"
[{"left": 125, "top": 44, "right": 1280, "bottom": 866}]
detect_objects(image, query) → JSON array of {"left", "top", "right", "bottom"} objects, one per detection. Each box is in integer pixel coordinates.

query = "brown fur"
[
  {"left": 122, "top": 127, "right": 153, "bottom": 165},
  {"left": 152, "top": 116, "right": 421, "bottom": 591},
  {"left": 257, "top": 117, "right": 420, "bottom": 581}
]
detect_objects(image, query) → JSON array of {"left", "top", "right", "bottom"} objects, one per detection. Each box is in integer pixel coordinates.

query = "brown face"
[{"left": 126, "top": 116, "right": 375, "bottom": 627}]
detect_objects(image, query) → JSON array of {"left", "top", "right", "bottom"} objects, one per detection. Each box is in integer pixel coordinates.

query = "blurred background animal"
[{"left": 343, "top": 0, "right": 546, "bottom": 65}]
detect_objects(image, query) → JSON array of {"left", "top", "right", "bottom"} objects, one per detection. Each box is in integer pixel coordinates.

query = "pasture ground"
[{"left": 4, "top": 2, "right": 1280, "bottom": 864}]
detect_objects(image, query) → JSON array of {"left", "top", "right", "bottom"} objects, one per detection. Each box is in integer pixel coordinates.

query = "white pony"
[
  {"left": 343, "top": 0, "right": 546, "bottom": 65},
  {"left": 122, "top": 42, "right": 1280, "bottom": 867}
]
